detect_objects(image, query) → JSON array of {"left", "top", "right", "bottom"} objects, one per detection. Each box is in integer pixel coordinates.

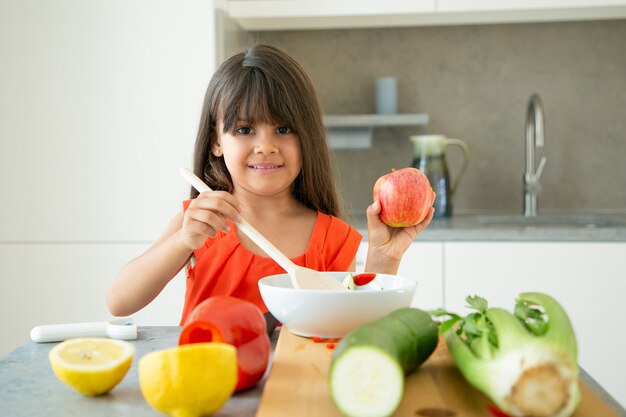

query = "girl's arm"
[
  {"left": 106, "top": 212, "right": 192, "bottom": 317},
  {"left": 363, "top": 200, "right": 434, "bottom": 274},
  {"left": 106, "top": 191, "right": 242, "bottom": 317}
]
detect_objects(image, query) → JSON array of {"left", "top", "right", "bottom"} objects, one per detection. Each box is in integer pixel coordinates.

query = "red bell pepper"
[
  {"left": 311, "top": 336, "right": 341, "bottom": 343},
  {"left": 487, "top": 404, "right": 513, "bottom": 417},
  {"left": 353, "top": 273, "right": 377, "bottom": 286},
  {"left": 179, "top": 296, "right": 271, "bottom": 391}
]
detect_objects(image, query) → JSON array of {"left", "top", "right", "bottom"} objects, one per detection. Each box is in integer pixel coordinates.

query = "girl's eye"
[
  {"left": 276, "top": 126, "right": 292, "bottom": 135},
  {"left": 236, "top": 126, "right": 253, "bottom": 135}
]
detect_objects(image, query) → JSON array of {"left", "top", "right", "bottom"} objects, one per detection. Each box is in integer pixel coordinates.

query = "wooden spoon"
[{"left": 180, "top": 168, "right": 347, "bottom": 291}]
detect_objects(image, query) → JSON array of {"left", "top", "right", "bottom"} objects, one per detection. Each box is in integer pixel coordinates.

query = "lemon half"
[
  {"left": 139, "top": 343, "right": 237, "bottom": 417},
  {"left": 49, "top": 337, "right": 135, "bottom": 396}
]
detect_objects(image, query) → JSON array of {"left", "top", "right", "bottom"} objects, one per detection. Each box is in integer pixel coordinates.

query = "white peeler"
[{"left": 30, "top": 317, "right": 137, "bottom": 343}]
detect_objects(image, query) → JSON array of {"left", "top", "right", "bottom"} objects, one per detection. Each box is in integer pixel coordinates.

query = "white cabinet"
[
  {"left": 226, "top": 0, "right": 626, "bottom": 30},
  {"left": 436, "top": 0, "right": 626, "bottom": 25},
  {"left": 439, "top": 0, "right": 626, "bottom": 12},
  {"left": 0, "top": 0, "right": 223, "bottom": 242},
  {"left": 227, "top": 0, "right": 436, "bottom": 30},
  {"left": 399, "top": 242, "right": 444, "bottom": 311},
  {"left": 357, "top": 242, "right": 444, "bottom": 311},
  {"left": 0, "top": 0, "right": 225, "bottom": 356},
  {"left": 0, "top": 244, "right": 186, "bottom": 356},
  {"left": 444, "top": 242, "right": 626, "bottom": 408}
]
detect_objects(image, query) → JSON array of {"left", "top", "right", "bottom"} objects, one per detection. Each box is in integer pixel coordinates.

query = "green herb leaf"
[
  {"left": 466, "top": 295, "right": 488, "bottom": 313},
  {"left": 515, "top": 299, "right": 548, "bottom": 336},
  {"left": 429, "top": 308, "right": 462, "bottom": 320},
  {"left": 439, "top": 318, "right": 460, "bottom": 334}
]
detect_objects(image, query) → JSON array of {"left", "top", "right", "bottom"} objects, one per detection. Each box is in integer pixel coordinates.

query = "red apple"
[{"left": 372, "top": 167, "right": 435, "bottom": 227}]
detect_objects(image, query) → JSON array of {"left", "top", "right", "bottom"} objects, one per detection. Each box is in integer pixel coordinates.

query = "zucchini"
[{"left": 329, "top": 308, "right": 438, "bottom": 417}]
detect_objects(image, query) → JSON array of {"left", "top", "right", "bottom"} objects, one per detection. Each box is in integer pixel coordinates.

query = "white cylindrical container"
[{"left": 376, "top": 77, "right": 398, "bottom": 114}]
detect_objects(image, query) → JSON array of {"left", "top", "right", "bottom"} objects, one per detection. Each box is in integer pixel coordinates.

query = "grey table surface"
[
  {"left": 350, "top": 212, "right": 626, "bottom": 242},
  {"left": 1, "top": 327, "right": 624, "bottom": 416},
  {"left": 0, "top": 327, "right": 275, "bottom": 417}
]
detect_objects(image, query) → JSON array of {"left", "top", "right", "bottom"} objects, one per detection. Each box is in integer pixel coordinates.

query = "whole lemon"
[
  {"left": 139, "top": 343, "right": 237, "bottom": 417},
  {"left": 49, "top": 338, "right": 135, "bottom": 396}
]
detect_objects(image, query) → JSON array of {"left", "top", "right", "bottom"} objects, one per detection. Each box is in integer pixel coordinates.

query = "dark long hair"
[{"left": 191, "top": 44, "right": 340, "bottom": 217}]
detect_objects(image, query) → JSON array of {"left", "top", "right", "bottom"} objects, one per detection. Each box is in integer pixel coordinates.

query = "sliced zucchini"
[
  {"left": 329, "top": 308, "right": 438, "bottom": 417},
  {"left": 330, "top": 346, "right": 403, "bottom": 417}
]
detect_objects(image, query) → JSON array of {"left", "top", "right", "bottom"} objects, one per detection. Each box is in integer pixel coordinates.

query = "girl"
[{"left": 106, "top": 44, "right": 434, "bottom": 326}]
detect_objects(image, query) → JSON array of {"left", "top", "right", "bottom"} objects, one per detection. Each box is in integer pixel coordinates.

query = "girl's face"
[{"left": 213, "top": 119, "right": 302, "bottom": 199}]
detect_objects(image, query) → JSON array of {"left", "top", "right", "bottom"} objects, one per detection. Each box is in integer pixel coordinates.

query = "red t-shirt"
[{"left": 180, "top": 200, "right": 362, "bottom": 325}]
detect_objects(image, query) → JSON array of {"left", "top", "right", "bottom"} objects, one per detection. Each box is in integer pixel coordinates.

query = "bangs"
[{"left": 219, "top": 68, "right": 295, "bottom": 133}]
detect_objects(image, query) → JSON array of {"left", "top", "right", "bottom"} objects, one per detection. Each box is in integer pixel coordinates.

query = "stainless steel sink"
[{"left": 476, "top": 214, "right": 626, "bottom": 228}]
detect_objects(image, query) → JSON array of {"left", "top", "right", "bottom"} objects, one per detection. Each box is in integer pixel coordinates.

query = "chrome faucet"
[{"left": 523, "top": 94, "right": 547, "bottom": 217}]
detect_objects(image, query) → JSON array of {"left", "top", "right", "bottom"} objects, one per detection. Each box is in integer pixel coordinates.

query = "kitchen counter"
[
  {"left": 0, "top": 327, "right": 274, "bottom": 417},
  {"left": 1, "top": 327, "right": 624, "bottom": 416},
  {"left": 349, "top": 212, "right": 626, "bottom": 242}
]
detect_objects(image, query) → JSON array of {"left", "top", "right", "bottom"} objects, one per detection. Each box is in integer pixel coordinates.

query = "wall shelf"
[
  {"left": 323, "top": 113, "right": 429, "bottom": 149},
  {"left": 324, "top": 113, "right": 429, "bottom": 127}
]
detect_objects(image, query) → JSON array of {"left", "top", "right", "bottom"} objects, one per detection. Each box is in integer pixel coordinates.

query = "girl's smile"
[{"left": 248, "top": 161, "right": 285, "bottom": 173}]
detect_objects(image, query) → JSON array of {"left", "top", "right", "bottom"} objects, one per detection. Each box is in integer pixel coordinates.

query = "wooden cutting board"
[{"left": 256, "top": 327, "right": 620, "bottom": 417}]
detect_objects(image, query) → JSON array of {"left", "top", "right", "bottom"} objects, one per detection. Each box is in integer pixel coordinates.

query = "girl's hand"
[
  {"left": 364, "top": 200, "right": 434, "bottom": 274},
  {"left": 180, "top": 191, "right": 242, "bottom": 250}
]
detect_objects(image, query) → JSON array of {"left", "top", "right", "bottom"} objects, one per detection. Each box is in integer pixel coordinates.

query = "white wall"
[{"left": 0, "top": 0, "right": 222, "bottom": 356}]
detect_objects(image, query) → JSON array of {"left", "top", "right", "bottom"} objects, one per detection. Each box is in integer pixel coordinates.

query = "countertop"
[
  {"left": 0, "top": 327, "right": 273, "bottom": 417},
  {"left": 349, "top": 212, "right": 626, "bottom": 242},
  {"left": 1, "top": 327, "right": 624, "bottom": 416}
]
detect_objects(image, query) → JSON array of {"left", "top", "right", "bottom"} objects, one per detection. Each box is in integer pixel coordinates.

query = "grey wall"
[{"left": 250, "top": 20, "right": 626, "bottom": 217}]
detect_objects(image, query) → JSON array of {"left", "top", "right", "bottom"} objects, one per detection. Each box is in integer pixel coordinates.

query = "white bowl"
[{"left": 258, "top": 272, "right": 417, "bottom": 338}]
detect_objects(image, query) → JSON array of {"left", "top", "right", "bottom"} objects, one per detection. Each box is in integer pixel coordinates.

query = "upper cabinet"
[
  {"left": 226, "top": 1, "right": 436, "bottom": 30},
  {"left": 437, "top": 0, "right": 626, "bottom": 25},
  {"left": 225, "top": 0, "right": 626, "bottom": 31}
]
